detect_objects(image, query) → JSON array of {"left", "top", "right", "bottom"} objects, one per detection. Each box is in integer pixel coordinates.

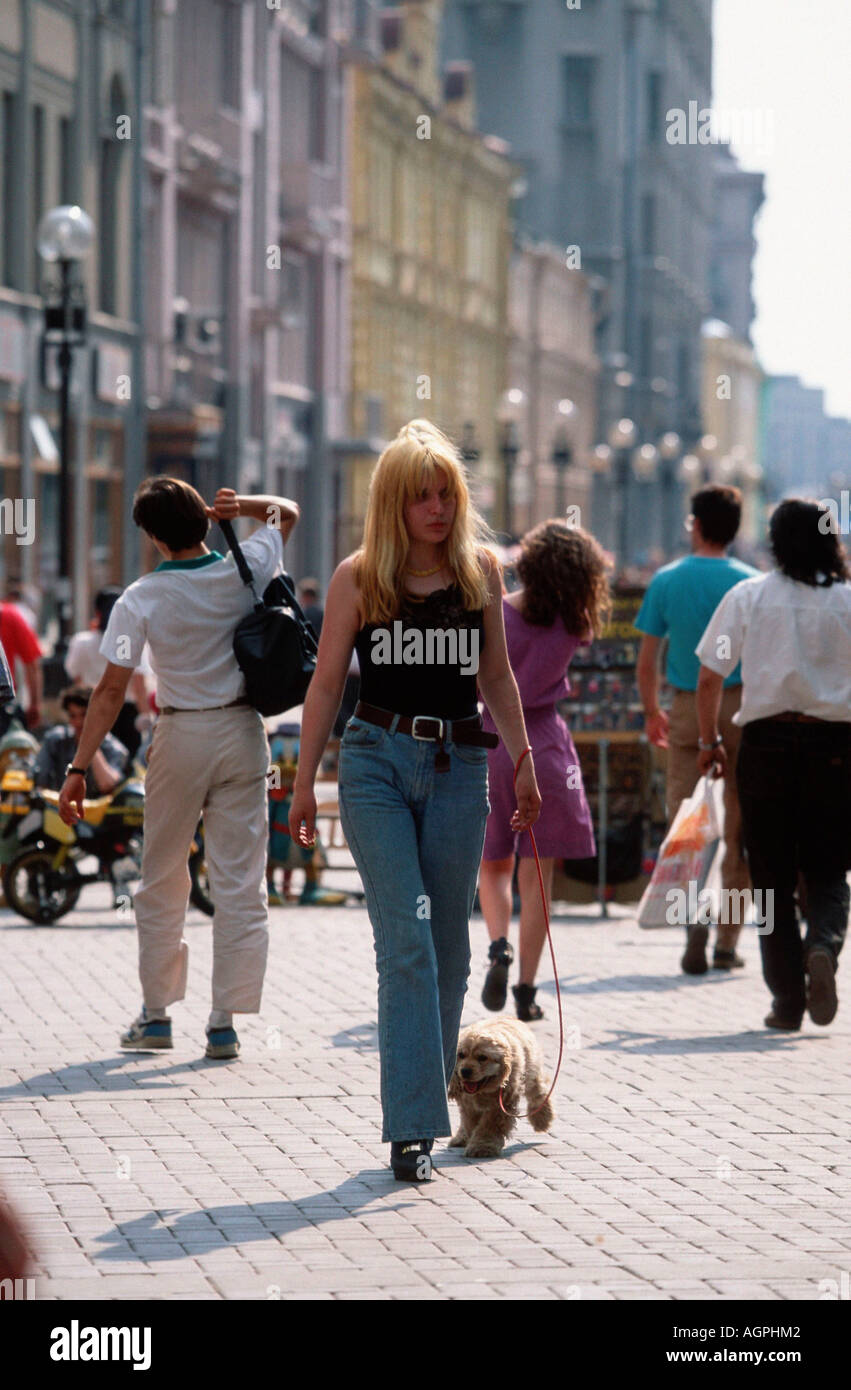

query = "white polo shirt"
[
  {"left": 100, "top": 527, "right": 284, "bottom": 709},
  {"left": 696, "top": 570, "right": 851, "bottom": 725}
]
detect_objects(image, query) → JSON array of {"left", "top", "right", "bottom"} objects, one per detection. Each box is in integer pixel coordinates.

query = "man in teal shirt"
[{"left": 636, "top": 485, "right": 759, "bottom": 974}]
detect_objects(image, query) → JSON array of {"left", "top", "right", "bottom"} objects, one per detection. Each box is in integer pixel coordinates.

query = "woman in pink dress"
[{"left": 479, "top": 520, "right": 612, "bottom": 1018}]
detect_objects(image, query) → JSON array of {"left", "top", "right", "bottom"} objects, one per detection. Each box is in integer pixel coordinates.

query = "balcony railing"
[
  {"left": 176, "top": 107, "right": 242, "bottom": 187},
  {"left": 279, "top": 160, "right": 339, "bottom": 227}
]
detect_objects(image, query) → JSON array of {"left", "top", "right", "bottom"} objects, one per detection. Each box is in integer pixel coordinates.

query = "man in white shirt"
[
  {"left": 695, "top": 499, "right": 851, "bottom": 1033},
  {"left": 58, "top": 478, "right": 299, "bottom": 1059}
]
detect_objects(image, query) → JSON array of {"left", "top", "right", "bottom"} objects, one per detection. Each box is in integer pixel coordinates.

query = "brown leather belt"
[
  {"left": 354, "top": 700, "right": 497, "bottom": 772},
  {"left": 160, "top": 697, "right": 251, "bottom": 715},
  {"left": 766, "top": 711, "right": 830, "bottom": 724}
]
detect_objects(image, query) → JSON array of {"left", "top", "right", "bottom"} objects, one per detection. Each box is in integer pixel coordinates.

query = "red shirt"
[{"left": 0, "top": 603, "right": 42, "bottom": 669}]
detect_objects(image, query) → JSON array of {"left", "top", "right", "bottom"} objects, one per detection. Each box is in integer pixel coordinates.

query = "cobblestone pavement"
[{"left": 2, "top": 884, "right": 850, "bottom": 1301}]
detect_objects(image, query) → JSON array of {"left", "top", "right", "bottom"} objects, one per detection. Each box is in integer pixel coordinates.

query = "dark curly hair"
[
  {"left": 769, "top": 498, "right": 851, "bottom": 587},
  {"left": 514, "top": 520, "right": 612, "bottom": 637}
]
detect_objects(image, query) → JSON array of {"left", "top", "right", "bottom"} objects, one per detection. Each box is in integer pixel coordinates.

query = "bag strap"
[{"left": 220, "top": 520, "right": 260, "bottom": 604}]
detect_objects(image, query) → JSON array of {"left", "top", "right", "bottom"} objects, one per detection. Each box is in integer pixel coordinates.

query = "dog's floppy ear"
[
  {"left": 498, "top": 1049, "right": 513, "bottom": 1087},
  {"left": 447, "top": 1064, "right": 461, "bottom": 1102}
]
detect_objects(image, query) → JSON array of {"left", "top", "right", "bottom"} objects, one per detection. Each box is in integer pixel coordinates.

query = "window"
[
  {"left": 99, "top": 136, "right": 120, "bottom": 314},
  {"left": 308, "top": 64, "right": 323, "bottom": 162},
  {"left": 562, "top": 55, "right": 595, "bottom": 126},
  {"left": 39, "top": 473, "right": 59, "bottom": 580},
  {"left": 646, "top": 72, "right": 663, "bottom": 143},
  {"left": 1, "top": 93, "right": 14, "bottom": 287},
  {"left": 278, "top": 252, "right": 313, "bottom": 390},
  {"left": 60, "top": 116, "right": 75, "bottom": 205},
  {"left": 30, "top": 105, "right": 45, "bottom": 293},
  {"left": 639, "top": 314, "right": 653, "bottom": 379},
  {"left": 640, "top": 193, "right": 655, "bottom": 256},
  {"left": 221, "top": 0, "right": 241, "bottom": 109}
]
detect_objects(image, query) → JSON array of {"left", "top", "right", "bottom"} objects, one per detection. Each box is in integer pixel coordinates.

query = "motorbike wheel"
[
  {"left": 4, "top": 848, "right": 83, "bottom": 924},
  {"left": 188, "top": 830, "right": 214, "bottom": 917}
]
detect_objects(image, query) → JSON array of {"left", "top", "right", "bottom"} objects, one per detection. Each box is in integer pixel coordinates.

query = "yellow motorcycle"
[{"left": 1, "top": 769, "right": 209, "bottom": 926}]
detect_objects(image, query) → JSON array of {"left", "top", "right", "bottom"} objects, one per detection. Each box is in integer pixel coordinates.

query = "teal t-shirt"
[{"left": 635, "top": 554, "right": 759, "bottom": 690}]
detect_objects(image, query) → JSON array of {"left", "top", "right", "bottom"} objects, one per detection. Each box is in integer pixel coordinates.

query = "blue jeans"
[{"left": 338, "top": 714, "right": 490, "bottom": 1142}]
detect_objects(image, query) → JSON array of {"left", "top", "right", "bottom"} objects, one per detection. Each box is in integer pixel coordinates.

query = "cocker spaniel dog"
[{"left": 448, "top": 1018, "right": 554, "bottom": 1158}]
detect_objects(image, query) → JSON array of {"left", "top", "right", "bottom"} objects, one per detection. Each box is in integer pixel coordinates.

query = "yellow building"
[
  {"left": 701, "top": 321, "right": 765, "bottom": 544},
  {"left": 343, "top": 0, "right": 515, "bottom": 554}
]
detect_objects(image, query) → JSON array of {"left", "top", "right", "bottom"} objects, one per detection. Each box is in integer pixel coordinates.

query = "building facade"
[
  {"left": 762, "top": 374, "right": 850, "bottom": 501},
  {"left": 143, "top": 0, "right": 375, "bottom": 587},
  {"left": 344, "top": 0, "right": 514, "bottom": 552},
  {"left": 442, "top": 0, "right": 717, "bottom": 562},
  {"left": 506, "top": 239, "right": 599, "bottom": 536},
  {"left": 0, "top": 0, "right": 139, "bottom": 629},
  {"left": 699, "top": 144, "right": 766, "bottom": 544},
  {"left": 700, "top": 322, "right": 763, "bottom": 543},
  {"left": 708, "top": 144, "right": 764, "bottom": 344}
]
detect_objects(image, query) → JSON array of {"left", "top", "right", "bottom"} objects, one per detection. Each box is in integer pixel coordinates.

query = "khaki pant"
[
  {"left": 667, "top": 686, "right": 751, "bottom": 947},
  {"left": 134, "top": 706, "right": 270, "bottom": 1012}
]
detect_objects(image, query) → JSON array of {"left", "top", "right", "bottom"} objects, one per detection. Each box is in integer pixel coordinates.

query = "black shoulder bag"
[{"left": 220, "top": 520, "right": 318, "bottom": 716}]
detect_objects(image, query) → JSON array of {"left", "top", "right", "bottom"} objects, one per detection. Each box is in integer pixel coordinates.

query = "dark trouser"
[{"left": 736, "top": 718, "right": 851, "bottom": 1016}]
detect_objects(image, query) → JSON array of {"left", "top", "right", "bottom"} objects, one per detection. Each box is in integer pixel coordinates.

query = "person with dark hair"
[
  {"left": 636, "top": 484, "right": 759, "bottom": 975},
  {"left": 696, "top": 498, "right": 851, "bottom": 1031},
  {"left": 35, "top": 686, "right": 128, "bottom": 796},
  {"left": 478, "top": 521, "right": 609, "bottom": 1020},
  {"left": 57, "top": 477, "right": 299, "bottom": 1061},
  {"left": 66, "top": 587, "right": 152, "bottom": 759},
  {"left": 296, "top": 578, "right": 324, "bottom": 640}
]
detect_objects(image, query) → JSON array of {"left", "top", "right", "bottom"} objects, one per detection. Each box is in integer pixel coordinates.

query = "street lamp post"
[
  {"left": 500, "top": 420, "right": 520, "bottom": 540},
  {"left": 496, "top": 389, "right": 525, "bottom": 541},
  {"left": 551, "top": 398, "right": 576, "bottom": 520},
  {"left": 607, "top": 417, "right": 637, "bottom": 570},
  {"left": 697, "top": 433, "right": 719, "bottom": 487},
  {"left": 37, "top": 205, "right": 94, "bottom": 696},
  {"left": 657, "top": 430, "right": 681, "bottom": 559}
]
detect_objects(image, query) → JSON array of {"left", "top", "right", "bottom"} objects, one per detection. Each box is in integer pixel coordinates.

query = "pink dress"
[{"left": 481, "top": 598, "right": 596, "bottom": 861}]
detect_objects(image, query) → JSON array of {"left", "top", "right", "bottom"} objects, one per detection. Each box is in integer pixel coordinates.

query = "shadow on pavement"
[
  {"left": 0, "top": 1054, "right": 255, "bottom": 1099},
  {"left": 0, "top": 917, "right": 135, "bottom": 933},
  {"left": 93, "top": 1180, "right": 438, "bottom": 1262},
  {"left": 92, "top": 1141, "right": 552, "bottom": 1263},
  {"left": 543, "top": 971, "right": 737, "bottom": 995},
  {"left": 331, "top": 1023, "right": 378, "bottom": 1050},
  {"left": 590, "top": 1028, "right": 825, "bottom": 1054}
]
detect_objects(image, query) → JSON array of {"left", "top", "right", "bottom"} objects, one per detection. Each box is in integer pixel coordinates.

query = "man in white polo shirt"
[
  {"left": 695, "top": 498, "right": 851, "bottom": 1033},
  {"left": 59, "top": 478, "right": 299, "bottom": 1059}
]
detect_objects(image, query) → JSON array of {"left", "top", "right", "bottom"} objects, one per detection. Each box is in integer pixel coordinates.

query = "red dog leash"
[{"left": 498, "top": 745, "right": 565, "bottom": 1120}]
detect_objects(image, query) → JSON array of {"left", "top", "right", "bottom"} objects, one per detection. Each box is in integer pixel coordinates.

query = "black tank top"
[{"left": 354, "top": 583, "right": 485, "bottom": 720}]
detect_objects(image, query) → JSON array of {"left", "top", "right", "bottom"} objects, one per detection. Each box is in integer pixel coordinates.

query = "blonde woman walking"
[{"left": 289, "top": 420, "right": 540, "bottom": 1180}]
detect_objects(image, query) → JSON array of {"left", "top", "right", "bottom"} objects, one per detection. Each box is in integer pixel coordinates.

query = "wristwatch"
[
  {"left": 697, "top": 734, "right": 723, "bottom": 751},
  {"left": 65, "top": 763, "right": 88, "bottom": 778}
]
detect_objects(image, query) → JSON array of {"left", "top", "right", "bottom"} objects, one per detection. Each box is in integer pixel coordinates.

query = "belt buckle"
[{"left": 411, "top": 715, "right": 444, "bottom": 741}]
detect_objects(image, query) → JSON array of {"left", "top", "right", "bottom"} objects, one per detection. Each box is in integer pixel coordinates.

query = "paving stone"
[{"left": 2, "top": 886, "right": 850, "bottom": 1300}]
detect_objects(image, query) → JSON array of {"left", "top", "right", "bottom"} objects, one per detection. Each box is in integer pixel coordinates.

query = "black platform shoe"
[
  {"left": 482, "top": 936, "right": 514, "bottom": 1011},
  {"left": 513, "top": 983, "right": 543, "bottom": 1021},
  {"left": 390, "top": 1139, "right": 433, "bottom": 1182}
]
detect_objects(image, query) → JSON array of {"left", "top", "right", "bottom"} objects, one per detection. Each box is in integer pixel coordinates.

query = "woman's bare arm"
[
  {"left": 293, "top": 556, "right": 361, "bottom": 790},
  {"left": 475, "top": 553, "right": 532, "bottom": 764}
]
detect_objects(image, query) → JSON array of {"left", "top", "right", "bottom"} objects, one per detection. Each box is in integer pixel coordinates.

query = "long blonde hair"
[{"left": 353, "top": 419, "right": 496, "bottom": 623}]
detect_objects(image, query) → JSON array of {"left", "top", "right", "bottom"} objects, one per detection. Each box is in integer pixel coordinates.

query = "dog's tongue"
[{"left": 462, "top": 1081, "right": 479, "bottom": 1094}]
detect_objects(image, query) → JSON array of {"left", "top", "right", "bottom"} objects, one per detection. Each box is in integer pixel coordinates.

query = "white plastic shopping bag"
[{"left": 638, "top": 775, "right": 724, "bottom": 929}]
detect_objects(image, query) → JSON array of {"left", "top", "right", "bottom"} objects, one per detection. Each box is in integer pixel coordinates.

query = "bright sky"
[{"left": 713, "top": 0, "right": 851, "bottom": 420}]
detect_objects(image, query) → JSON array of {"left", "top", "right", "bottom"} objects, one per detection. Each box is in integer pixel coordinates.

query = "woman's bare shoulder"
[
  {"left": 330, "top": 554, "right": 360, "bottom": 590},
  {"left": 476, "top": 545, "right": 501, "bottom": 576}
]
